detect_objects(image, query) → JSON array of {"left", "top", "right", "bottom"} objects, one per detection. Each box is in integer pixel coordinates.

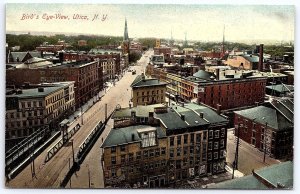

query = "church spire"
[{"left": 124, "top": 18, "right": 129, "bottom": 41}]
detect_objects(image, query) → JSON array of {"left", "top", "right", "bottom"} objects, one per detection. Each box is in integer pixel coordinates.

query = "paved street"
[
  {"left": 6, "top": 50, "right": 153, "bottom": 188},
  {"left": 66, "top": 50, "right": 153, "bottom": 188},
  {"left": 226, "top": 129, "right": 280, "bottom": 175}
]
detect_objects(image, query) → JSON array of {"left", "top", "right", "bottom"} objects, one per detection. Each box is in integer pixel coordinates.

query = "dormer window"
[{"left": 138, "top": 127, "right": 157, "bottom": 148}]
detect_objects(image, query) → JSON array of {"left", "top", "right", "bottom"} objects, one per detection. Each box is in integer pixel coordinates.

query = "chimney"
[
  {"left": 38, "top": 87, "right": 44, "bottom": 92},
  {"left": 259, "top": 44, "right": 264, "bottom": 71},
  {"left": 200, "top": 112, "right": 204, "bottom": 118},
  {"left": 180, "top": 114, "right": 185, "bottom": 120},
  {"left": 216, "top": 68, "right": 220, "bottom": 80}
]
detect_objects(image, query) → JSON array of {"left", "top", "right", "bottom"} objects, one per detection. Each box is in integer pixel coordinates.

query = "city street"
[
  {"left": 66, "top": 49, "right": 153, "bottom": 188},
  {"left": 226, "top": 129, "right": 280, "bottom": 175},
  {"left": 6, "top": 50, "right": 153, "bottom": 188}
]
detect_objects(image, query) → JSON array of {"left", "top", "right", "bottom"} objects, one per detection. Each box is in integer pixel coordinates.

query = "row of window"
[
  {"left": 21, "top": 101, "right": 43, "bottom": 109},
  {"left": 7, "top": 118, "right": 45, "bottom": 129},
  {"left": 169, "top": 144, "right": 207, "bottom": 158},
  {"left": 137, "top": 90, "right": 164, "bottom": 97},
  {"left": 207, "top": 150, "right": 225, "bottom": 160},
  {"left": 169, "top": 132, "right": 207, "bottom": 147},
  {"left": 208, "top": 140, "right": 225, "bottom": 150}
]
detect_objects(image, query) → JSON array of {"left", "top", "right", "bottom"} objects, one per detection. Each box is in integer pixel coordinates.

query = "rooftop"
[
  {"left": 101, "top": 125, "right": 166, "bottom": 148},
  {"left": 131, "top": 74, "right": 167, "bottom": 88},
  {"left": 208, "top": 161, "right": 293, "bottom": 189},
  {"left": 6, "top": 82, "right": 74, "bottom": 99},
  {"left": 266, "top": 84, "right": 294, "bottom": 93},
  {"left": 234, "top": 99, "right": 293, "bottom": 131}
]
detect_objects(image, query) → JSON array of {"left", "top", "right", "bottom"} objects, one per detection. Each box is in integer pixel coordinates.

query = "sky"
[{"left": 6, "top": 4, "right": 295, "bottom": 43}]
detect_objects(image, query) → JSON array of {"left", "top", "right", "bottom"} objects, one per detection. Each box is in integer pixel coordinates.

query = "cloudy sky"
[{"left": 6, "top": 4, "right": 294, "bottom": 42}]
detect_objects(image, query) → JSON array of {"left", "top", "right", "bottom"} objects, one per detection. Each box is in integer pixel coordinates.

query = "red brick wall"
[{"left": 197, "top": 78, "right": 266, "bottom": 110}]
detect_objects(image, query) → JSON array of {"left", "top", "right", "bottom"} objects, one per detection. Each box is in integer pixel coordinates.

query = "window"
[
  {"left": 121, "top": 155, "right": 126, "bottom": 163},
  {"left": 203, "top": 131, "right": 207, "bottom": 140},
  {"left": 214, "top": 152, "right": 218, "bottom": 159},
  {"left": 155, "top": 148, "right": 160, "bottom": 156},
  {"left": 170, "top": 136, "right": 174, "bottom": 146},
  {"left": 121, "top": 167, "right": 126, "bottom": 174},
  {"left": 170, "top": 149, "right": 174, "bottom": 158},
  {"left": 208, "top": 153, "right": 212, "bottom": 160},
  {"left": 220, "top": 150, "right": 225, "bottom": 158},
  {"left": 183, "top": 147, "right": 188, "bottom": 156},
  {"left": 220, "top": 139, "right": 225, "bottom": 148},
  {"left": 184, "top": 134, "right": 188, "bottom": 144},
  {"left": 214, "top": 142, "right": 219, "bottom": 149},
  {"left": 144, "top": 163, "right": 148, "bottom": 170},
  {"left": 177, "top": 147, "right": 181, "bottom": 157},
  {"left": 111, "top": 156, "right": 116, "bottom": 165},
  {"left": 143, "top": 150, "right": 149, "bottom": 158},
  {"left": 149, "top": 149, "right": 155, "bottom": 157},
  {"left": 220, "top": 128, "right": 225, "bottom": 137},
  {"left": 111, "top": 169, "right": 116, "bottom": 177},
  {"left": 111, "top": 147, "right": 116, "bottom": 153},
  {"left": 208, "top": 142, "right": 212, "bottom": 150},
  {"left": 251, "top": 138, "right": 256, "bottom": 146},
  {"left": 202, "top": 153, "right": 207, "bottom": 161},
  {"left": 189, "top": 157, "right": 194, "bottom": 165},
  {"left": 214, "top": 130, "right": 219, "bottom": 138},
  {"left": 190, "top": 133, "right": 194, "bottom": 143},
  {"left": 120, "top": 145, "right": 126, "bottom": 152},
  {"left": 196, "top": 133, "right": 201, "bottom": 143},
  {"left": 136, "top": 151, "right": 141, "bottom": 160},
  {"left": 129, "top": 153, "right": 134, "bottom": 161},
  {"left": 161, "top": 147, "right": 166, "bottom": 155},
  {"left": 177, "top": 135, "right": 181, "bottom": 145},
  {"left": 149, "top": 163, "right": 154, "bottom": 170},
  {"left": 141, "top": 131, "right": 156, "bottom": 147},
  {"left": 161, "top": 160, "right": 166, "bottom": 167},
  {"left": 190, "top": 147, "right": 194, "bottom": 154},
  {"left": 208, "top": 131, "right": 213, "bottom": 139}
]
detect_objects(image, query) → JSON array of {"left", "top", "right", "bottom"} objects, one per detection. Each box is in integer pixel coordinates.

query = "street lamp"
[
  {"left": 70, "top": 139, "right": 75, "bottom": 164},
  {"left": 232, "top": 123, "right": 243, "bottom": 179}
]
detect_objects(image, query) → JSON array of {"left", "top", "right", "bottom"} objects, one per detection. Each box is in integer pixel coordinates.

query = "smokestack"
[{"left": 259, "top": 44, "right": 264, "bottom": 71}]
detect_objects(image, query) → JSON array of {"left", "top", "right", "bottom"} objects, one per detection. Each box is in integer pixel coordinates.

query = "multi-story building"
[
  {"left": 130, "top": 74, "right": 167, "bottom": 107},
  {"left": 100, "top": 58, "right": 117, "bottom": 80},
  {"left": 154, "top": 46, "right": 171, "bottom": 56},
  {"left": 101, "top": 103, "right": 228, "bottom": 188},
  {"left": 5, "top": 82, "right": 75, "bottom": 141},
  {"left": 197, "top": 77, "right": 267, "bottom": 111},
  {"left": 233, "top": 98, "right": 293, "bottom": 159},
  {"left": 6, "top": 60, "right": 102, "bottom": 108}
]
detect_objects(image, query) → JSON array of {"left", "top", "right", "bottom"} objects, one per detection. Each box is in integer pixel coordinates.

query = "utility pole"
[
  {"left": 263, "top": 122, "right": 268, "bottom": 163},
  {"left": 71, "top": 139, "right": 75, "bottom": 164},
  {"left": 105, "top": 103, "right": 107, "bottom": 121},
  {"left": 232, "top": 123, "right": 243, "bottom": 179},
  {"left": 87, "top": 164, "right": 91, "bottom": 188},
  {"left": 81, "top": 106, "right": 84, "bottom": 125}
]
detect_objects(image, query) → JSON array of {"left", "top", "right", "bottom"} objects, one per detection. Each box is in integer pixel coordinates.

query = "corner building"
[{"left": 101, "top": 103, "right": 228, "bottom": 188}]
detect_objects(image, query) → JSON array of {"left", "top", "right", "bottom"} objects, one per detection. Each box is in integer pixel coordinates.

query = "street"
[
  {"left": 6, "top": 50, "right": 153, "bottom": 188},
  {"left": 65, "top": 49, "right": 153, "bottom": 188},
  {"left": 226, "top": 129, "right": 280, "bottom": 175}
]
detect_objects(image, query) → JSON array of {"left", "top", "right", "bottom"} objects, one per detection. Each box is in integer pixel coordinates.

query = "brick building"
[
  {"left": 101, "top": 103, "right": 228, "bottom": 188},
  {"left": 234, "top": 98, "right": 293, "bottom": 159},
  {"left": 6, "top": 82, "right": 75, "bottom": 142},
  {"left": 154, "top": 47, "right": 171, "bottom": 56},
  {"left": 6, "top": 60, "right": 103, "bottom": 108},
  {"left": 131, "top": 74, "right": 167, "bottom": 107},
  {"left": 197, "top": 77, "right": 267, "bottom": 111}
]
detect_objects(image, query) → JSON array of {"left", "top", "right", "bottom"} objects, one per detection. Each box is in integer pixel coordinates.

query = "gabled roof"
[
  {"left": 130, "top": 75, "right": 167, "bottom": 88},
  {"left": 10, "top": 51, "right": 41, "bottom": 62},
  {"left": 235, "top": 99, "right": 293, "bottom": 131}
]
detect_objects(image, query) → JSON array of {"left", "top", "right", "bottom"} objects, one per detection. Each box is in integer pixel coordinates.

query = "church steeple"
[{"left": 124, "top": 18, "right": 129, "bottom": 41}]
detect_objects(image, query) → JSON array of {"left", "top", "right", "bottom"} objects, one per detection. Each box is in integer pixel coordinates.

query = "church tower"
[{"left": 122, "top": 18, "right": 130, "bottom": 54}]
